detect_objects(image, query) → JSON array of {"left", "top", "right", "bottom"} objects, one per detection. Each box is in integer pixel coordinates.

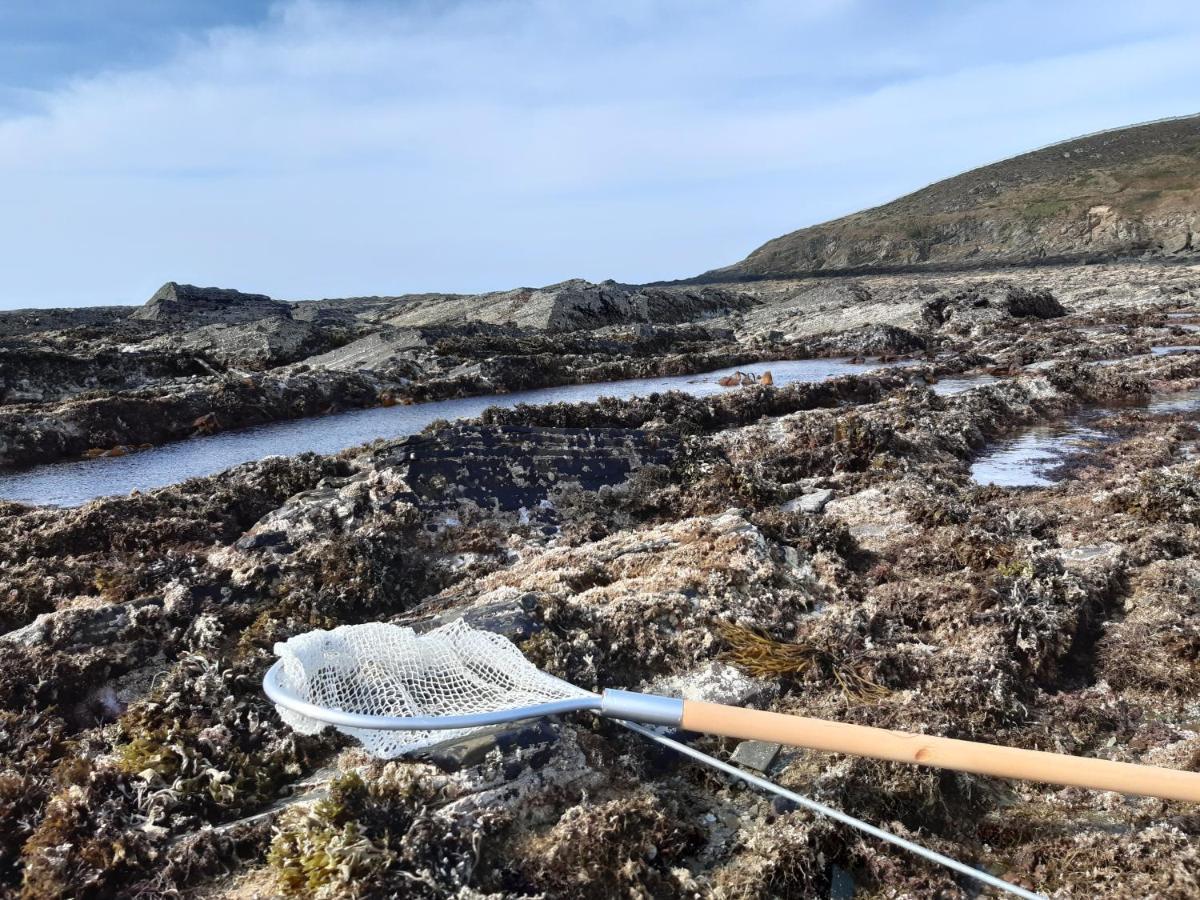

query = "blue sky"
[{"left": 0, "top": 1, "right": 1198, "bottom": 309}]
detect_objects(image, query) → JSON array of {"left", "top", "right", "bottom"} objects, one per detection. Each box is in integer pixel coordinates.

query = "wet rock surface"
[
  {"left": 1, "top": 264, "right": 1200, "bottom": 897},
  {"left": 378, "top": 424, "right": 677, "bottom": 514}
]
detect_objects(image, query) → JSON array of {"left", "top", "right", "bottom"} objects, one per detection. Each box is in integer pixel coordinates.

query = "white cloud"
[{"left": 0, "top": 0, "right": 1197, "bottom": 307}]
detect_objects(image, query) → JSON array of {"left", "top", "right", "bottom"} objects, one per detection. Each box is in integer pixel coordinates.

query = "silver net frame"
[{"left": 265, "top": 619, "right": 599, "bottom": 758}]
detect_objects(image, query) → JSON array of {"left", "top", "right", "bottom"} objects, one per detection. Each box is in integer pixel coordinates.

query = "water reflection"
[
  {"left": 971, "top": 389, "right": 1200, "bottom": 487},
  {"left": 0, "top": 358, "right": 904, "bottom": 507}
]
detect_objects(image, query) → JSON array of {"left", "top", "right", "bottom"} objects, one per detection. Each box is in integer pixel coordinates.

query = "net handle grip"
[{"left": 681, "top": 700, "right": 1200, "bottom": 802}]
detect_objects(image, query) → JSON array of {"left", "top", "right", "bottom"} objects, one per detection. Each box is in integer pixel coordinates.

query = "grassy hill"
[{"left": 707, "top": 114, "right": 1200, "bottom": 279}]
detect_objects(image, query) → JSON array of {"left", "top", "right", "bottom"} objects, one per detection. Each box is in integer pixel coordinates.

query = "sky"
[{"left": 0, "top": 1, "right": 1198, "bottom": 309}]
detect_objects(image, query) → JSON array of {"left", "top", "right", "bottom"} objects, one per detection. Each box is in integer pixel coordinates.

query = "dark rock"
[
  {"left": 729, "top": 740, "right": 781, "bottom": 772},
  {"left": 1005, "top": 286, "right": 1068, "bottom": 319},
  {"left": 0, "top": 345, "right": 214, "bottom": 406},
  {"left": 416, "top": 720, "right": 559, "bottom": 772},
  {"left": 810, "top": 323, "right": 926, "bottom": 356},
  {"left": 132, "top": 282, "right": 291, "bottom": 325},
  {"left": 923, "top": 282, "right": 1068, "bottom": 333},
  {"left": 771, "top": 795, "right": 800, "bottom": 814},
  {"left": 411, "top": 595, "right": 544, "bottom": 643},
  {"left": 375, "top": 424, "right": 678, "bottom": 513},
  {"left": 0, "top": 305, "right": 135, "bottom": 339},
  {"left": 234, "top": 529, "right": 291, "bottom": 552},
  {"left": 829, "top": 864, "right": 856, "bottom": 899}
]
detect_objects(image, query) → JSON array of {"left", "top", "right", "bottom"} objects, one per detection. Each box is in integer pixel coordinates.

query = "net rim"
[{"left": 263, "top": 658, "right": 601, "bottom": 732}]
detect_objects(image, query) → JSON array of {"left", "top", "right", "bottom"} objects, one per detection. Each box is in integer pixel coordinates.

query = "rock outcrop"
[
  {"left": 377, "top": 424, "right": 677, "bottom": 513},
  {"left": 0, "top": 346, "right": 214, "bottom": 405},
  {"left": 132, "top": 282, "right": 291, "bottom": 324},
  {"left": 0, "top": 305, "right": 134, "bottom": 338},
  {"left": 921, "top": 282, "right": 1067, "bottom": 334},
  {"left": 138, "top": 317, "right": 345, "bottom": 370},
  {"left": 385, "top": 279, "right": 758, "bottom": 331}
]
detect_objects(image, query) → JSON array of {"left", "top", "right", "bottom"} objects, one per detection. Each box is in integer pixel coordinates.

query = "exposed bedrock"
[
  {"left": 5, "top": 263, "right": 1198, "bottom": 471},
  {"left": 921, "top": 282, "right": 1067, "bottom": 332},
  {"left": 132, "top": 282, "right": 291, "bottom": 325},
  {"left": 0, "top": 304, "right": 135, "bottom": 338},
  {"left": 0, "top": 346, "right": 216, "bottom": 405},
  {"left": 378, "top": 425, "right": 678, "bottom": 513},
  {"left": 382, "top": 278, "right": 759, "bottom": 331},
  {"left": 137, "top": 316, "right": 357, "bottom": 370},
  {"left": 1, "top": 342, "right": 1199, "bottom": 897}
]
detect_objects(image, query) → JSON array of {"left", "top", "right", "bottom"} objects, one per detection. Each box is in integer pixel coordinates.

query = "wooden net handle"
[{"left": 681, "top": 700, "right": 1200, "bottom": 802}]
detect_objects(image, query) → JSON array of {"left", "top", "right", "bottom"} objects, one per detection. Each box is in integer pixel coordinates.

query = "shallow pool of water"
[
  {"left": 971, "top": 389, "right": 1200, "bottom": 487},
  {"left": 969, "top": 424, "right": 1108, "bottom": 487},
  {"left": 0, "top": 358, "right": 905, "bottom": 507}
]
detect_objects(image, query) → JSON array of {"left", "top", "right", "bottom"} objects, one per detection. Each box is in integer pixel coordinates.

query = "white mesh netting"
[{"left": 273, "top": 619, "right": 593, "bottom": 758}]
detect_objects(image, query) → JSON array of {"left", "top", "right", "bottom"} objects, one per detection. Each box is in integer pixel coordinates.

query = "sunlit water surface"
[
  {"left": 6, "top": 347, "right": 1191, "bottom": 501},
  {"left": 971, "top": 389, "right": 1200, "bottom": 487},
  {"left": 1, "top": 358, "right": 926, "bottom": 507}
]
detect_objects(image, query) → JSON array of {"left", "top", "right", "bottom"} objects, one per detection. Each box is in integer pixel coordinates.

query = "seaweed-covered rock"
[{"left": 2, "top": 262, "right": 1200, "bottom": 897}]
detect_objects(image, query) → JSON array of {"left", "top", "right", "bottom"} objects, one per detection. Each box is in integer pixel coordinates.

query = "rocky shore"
[
  {"left": 0, "top": 280, "right": 769, "bottom": 469},
  {"left": 0, "top": 264, "right": 1181, "bottom": 471},
  {"left": 1, "top": 262, "right": 1199, "bottom": 897}
]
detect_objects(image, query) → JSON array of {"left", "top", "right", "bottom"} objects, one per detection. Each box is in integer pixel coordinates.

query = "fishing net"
[{"left": 272, "top": 619, "right": 592, "bottom": 758}]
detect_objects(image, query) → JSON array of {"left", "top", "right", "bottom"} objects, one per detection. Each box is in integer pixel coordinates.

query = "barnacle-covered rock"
[{"left": 2, "top": 262, "right": 1200, "bottom": 897}]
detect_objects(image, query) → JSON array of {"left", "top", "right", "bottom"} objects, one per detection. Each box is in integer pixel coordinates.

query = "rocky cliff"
[{"left": 709, "top": 114, "right": 1200, "bottom": 279}]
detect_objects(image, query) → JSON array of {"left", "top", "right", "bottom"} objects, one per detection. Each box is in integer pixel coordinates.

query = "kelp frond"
[{"left": 717, "top": 622, "right": 889, "bottom": 702}]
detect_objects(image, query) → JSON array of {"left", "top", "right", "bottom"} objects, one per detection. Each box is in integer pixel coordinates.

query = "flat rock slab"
[
  {"left": 824, "top": 487, "right": 910, "bottom": 552},
  {"left": 729, "top": 739, "right": 781, "bottom": 772},
  {"left": 782, "top": 488, "right": 834, "bottom": 514},
  {"left": 653, "top": 658, "right": 780, "bottom": 709},
  {"left": 382, "top": 424, "right": 677, "bottom": 513}
]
